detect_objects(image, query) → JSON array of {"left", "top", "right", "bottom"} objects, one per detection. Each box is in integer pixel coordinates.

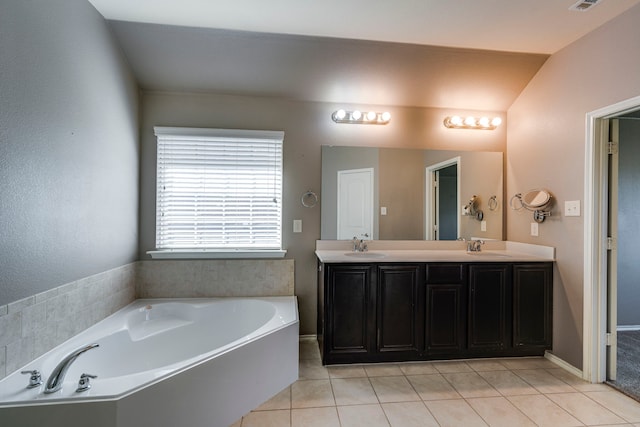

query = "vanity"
[{"left": 316, "top": 241, "right": 554, "bottom": 365}]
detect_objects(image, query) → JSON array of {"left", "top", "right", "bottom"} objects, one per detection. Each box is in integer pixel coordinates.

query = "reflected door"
[{"left": 337, "top": 168, "right": 374, "bottom": 240}]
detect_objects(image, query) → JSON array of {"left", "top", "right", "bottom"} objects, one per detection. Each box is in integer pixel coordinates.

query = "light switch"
[
  {"left": 531, "top": 222, "right": 539, "bottom": 237},
  {"left": 381, "top": 207, "right": 387, "bottom": 216},
  {"left": 293, "top": 219, "right": 302, "bottom": 233},
  {"left": 565, "top": 200, "right": 581, "bottom": 217}
]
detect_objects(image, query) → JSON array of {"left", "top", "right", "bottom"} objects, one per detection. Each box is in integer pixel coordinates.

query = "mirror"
[
  {"left": 510, "top": 188, "right": 553, "bottom": 223},
  {"left": 321, "top": 146, "right": 504, "bottom": 241}
]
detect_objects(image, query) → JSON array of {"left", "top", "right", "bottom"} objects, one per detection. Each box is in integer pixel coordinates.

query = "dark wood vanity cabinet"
[{"left": 319, "top": 261, "right": 553, "bottom": 365}]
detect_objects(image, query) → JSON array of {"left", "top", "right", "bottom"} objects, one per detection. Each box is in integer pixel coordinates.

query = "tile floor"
[{"left": 230, "top": 339, "right": 640, "bottom": 427}]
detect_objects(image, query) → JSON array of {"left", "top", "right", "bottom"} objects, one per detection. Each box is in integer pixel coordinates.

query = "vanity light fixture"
[
  {"left": 444, "top": 115, "right": 502, "bottom": 130},
  {"left": 332, "top": 109, "right": 391, "bottom": 125}
]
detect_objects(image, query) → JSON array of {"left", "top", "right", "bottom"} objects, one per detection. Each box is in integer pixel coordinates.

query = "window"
[{"left": 151, "top": 127, "right": 284, "bottom": 258}]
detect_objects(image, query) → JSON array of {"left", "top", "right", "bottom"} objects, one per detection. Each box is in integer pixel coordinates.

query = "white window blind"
[{"left": 154, "top": 127, "right": 283, "bottom": 251}]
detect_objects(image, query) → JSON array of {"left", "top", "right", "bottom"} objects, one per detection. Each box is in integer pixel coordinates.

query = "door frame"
[
  {"left": 584, "top": 95, "right": 640, "bottom": 383},
  {"left": 425, "top": 157, "right": 461, "bottom": 240}
]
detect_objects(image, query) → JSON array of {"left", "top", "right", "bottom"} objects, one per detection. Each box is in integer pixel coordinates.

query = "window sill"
[{"left": 147, "top": 249, "right": 287, "bottom": 260}]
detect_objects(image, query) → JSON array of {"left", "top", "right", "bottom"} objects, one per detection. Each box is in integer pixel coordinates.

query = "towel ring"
[
  {"left": 301, "top": 191, "right": 318, "bottom": 208},
  {"left": 488, "top": 196, "right": 498, "bottom": 211}
]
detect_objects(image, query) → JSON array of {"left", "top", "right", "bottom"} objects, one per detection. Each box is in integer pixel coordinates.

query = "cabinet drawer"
[{"left": 426, "top": 264, "right": 466, "bottom": 284}]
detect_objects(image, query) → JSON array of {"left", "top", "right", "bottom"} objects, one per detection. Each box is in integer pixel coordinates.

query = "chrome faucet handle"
[
  {"left": 76, "top": 373, "right": 98, "bottom": 393},
  {"left": 20, "top": 370, "right": 43, "bottom": 389}
]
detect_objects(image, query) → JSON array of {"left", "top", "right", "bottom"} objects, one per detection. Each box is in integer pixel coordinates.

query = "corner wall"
[
  {"left": 0, "top": 0, "right": 140, "bottom": 307},
  {"left": 506, "top": 3, "right": 640, "bottom": 369}
]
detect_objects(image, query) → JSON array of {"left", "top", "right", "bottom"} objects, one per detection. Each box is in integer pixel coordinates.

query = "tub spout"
[{"left": 44, "top": 343, "right": 99, "bottom": 394}]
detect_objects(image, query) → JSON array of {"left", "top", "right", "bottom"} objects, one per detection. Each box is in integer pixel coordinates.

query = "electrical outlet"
[
  {"left": 565, "top": 200, "right": 581, "bottom": 217},
  {"left": 481, "top": 221, "right": 487, "bottom": 231},
  {"left": 381, "top": 207, "right": 387, "bottom": 216},
  {"left": 293, "top": 219, "right": 302, "bottom": 233},
  {"left": 531, "top": 222, "right": 539, "bottom": 237}
]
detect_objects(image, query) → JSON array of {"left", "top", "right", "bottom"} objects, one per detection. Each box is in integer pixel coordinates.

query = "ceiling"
[{"left": 92, "top": 0, "right": 640, "bottom": 110}]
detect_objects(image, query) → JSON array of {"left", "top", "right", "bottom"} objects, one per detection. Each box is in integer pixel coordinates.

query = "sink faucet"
[
  {"left": 45, "top": 343, "right": 99, "bottom": 394},
  {"left": 351, "top": 234, "right": 369, "bottom": 252},
  {"left": 467, "top": 240, "right": 485, "bottom": 252}
]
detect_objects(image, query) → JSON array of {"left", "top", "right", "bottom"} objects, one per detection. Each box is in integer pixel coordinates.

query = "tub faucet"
[{"left": 44, "top": 343, "right": 99, "bottom": 394}]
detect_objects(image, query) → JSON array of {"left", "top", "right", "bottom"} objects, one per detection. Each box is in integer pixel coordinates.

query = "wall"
[
  {"left": 617, "top": 119, "right": 640, "bottom": 327},
  {"left": 139, "top": 91, "right": 506, "bottom": 334},
  {"left": 506, "top": 3, "right": 640, "bottom": 369},
  {"left": 0, "top": 0, "right": 140, "bottom": 307}
]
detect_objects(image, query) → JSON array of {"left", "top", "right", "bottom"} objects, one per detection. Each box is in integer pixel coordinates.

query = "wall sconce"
[
  {"left": 332, "top": 109, "right": 391, "bottom": 125},
  {"left": 443, "top": 115, "right": 502, "bottom": 130}
]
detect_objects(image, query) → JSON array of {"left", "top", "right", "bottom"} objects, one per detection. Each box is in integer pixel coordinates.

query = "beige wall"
[
  {"left": 139, "top": 92, "right": 506, "bottom": 334},
  {"left": 506, "top": 4, "right": 640, "bottom": 369}
]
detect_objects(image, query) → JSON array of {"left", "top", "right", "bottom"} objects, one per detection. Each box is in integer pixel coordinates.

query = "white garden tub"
[{"left": 0, "top": 297, "right": 299, "bottom": 427}]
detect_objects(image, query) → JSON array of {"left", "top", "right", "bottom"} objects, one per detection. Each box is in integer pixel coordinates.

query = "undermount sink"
[
  {"left": 344, "top": 252, "right": 387, "bottom": 259},
  {"left": 466, "top": 251, "right": 511, "bottom": 258}
]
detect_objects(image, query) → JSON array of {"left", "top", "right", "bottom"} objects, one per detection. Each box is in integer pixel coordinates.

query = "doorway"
[
  {"left": 584, "top": 95, "right": 640, "bottom": 389},
  {"left": 426, "top": 157, "right": 460, "bottom": 240}
]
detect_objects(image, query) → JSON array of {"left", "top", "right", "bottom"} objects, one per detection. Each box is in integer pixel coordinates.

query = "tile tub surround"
[
  {"left": 136, "top": 259, "right": 295, "bottom": 298},
  {"left": 0, "top": 258, "right": 295, "bottom": 382},
  {"left": 232, "top": 338, "right": 640, "bottom": 427},
  {"left": 0, "top": 263, "right": 136, "bottom": 380}
]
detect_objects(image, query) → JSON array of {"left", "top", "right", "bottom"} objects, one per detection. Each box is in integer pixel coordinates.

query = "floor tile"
[
  {"left": 513, "top": 368, "right": 576, "bottom": 393},
  {"left": 291, "top": 379, "right": 335, "bottom": 408},
  {"left": 467, "top": 396, "right": 537, "bottom": 427},
  {"left": 585, "top": 390, "right": 640, "bottom": 423},
  {"left": 255, "top": 386, "right": 291, "bottom": 411},
  {"left": 466, "top": 359, "right": 509, "bottom": 372},
  {"left": 407, "top": 373, "right": 461, "bottom": 400},
  {"left": 478, "top": 370, "right": 540, "bottom": 396},
  {"left": 546, "top": 368, "right": 612, "bottom": 392},
  {"left": 337, "top": 404, "right": 390, "bottom": 427},
  {"left": 364, "top": 364, "right": 403, "bottom": 377},
  {"left": 507, "top": 394, "right": 583, "bottom": 427},
  {"left": 369, "top": 375, "right": 421, "bottom": 403},
  {"left": 298, "top": 358, "right": 329, "bottom": 380},
  {"left": 425, "top": 399, "right": 489, "bottom": 427},
  {"left": 299, "top": 339, "right": 321, "bottom": 360},
  {"left": 399, "top": 362, "right": 438, "bottom": 375},
  {"left": 382, "top": 401, "right": 439, "bottom": 427},
  {"left": 433, "top": 360, "right": 473, "bottom": 373},
  {"left": 291, "top": 407, "right": 340, "bottom": 427},
  {"left": 546, "top": 392, "right": 627, "bottom": 425},
  {"left": 331, "top": 377, "right": 379, "bottom": 405},
  {"left": 241, "top": 410, "right": 290, "bottom": 427},
  {"left": 328, "top": 365, "right": 367, "bottom": 378},
  {"left": 442, "top": 371, "right": 501, "bottom": 398}
]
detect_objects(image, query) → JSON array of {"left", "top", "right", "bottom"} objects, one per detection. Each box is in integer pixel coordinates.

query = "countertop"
[{"left": 315, "top": 240, "right": 555, "bottom": 263}]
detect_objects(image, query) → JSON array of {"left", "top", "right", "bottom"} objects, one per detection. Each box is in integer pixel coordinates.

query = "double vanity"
[{"left": 316, "top": 240, "right": 554, "bottom": 365}]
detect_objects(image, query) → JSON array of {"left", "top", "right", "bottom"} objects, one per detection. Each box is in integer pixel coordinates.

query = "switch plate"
[
  {"left": 531, "top": 222, "right": 539, "bottom": 237},
  {"left": 293, "top": 219, "right": 302, "bottom": 233},
  {"left": 481, "top": 220, "right": 487, "bottom": 231},
  {"left": 565, "top": 200, "right": 581, "bottom": 217},
  {"left": 381, "top": 207, "right": 387, "bottom": 216}
]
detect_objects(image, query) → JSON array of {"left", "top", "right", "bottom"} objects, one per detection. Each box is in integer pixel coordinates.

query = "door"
[
  {"left": 337, "top": 168, "right": 374, "bottom": 240},
  {"left": 468, "top": 264, "right": 510, "bottom": 351},
  {"left": 426, "top": 157, "right": 460, "bottom": 240}
]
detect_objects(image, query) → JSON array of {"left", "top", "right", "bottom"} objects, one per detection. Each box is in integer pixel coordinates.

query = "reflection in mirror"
[{"left": 321, "top": 146, "right": 504, "bottom": 241}]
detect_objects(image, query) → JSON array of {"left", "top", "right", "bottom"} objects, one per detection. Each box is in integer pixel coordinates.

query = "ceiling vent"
[{"left": 569, "top": 0, "right": 601, "bottom": 12}]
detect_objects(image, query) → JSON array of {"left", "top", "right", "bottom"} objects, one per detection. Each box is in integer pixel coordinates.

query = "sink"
[
  {"left": 344, "top": 252, "right": 387, "bottom": 259},
  {"left": 466, "top": 251, "right": 511, "bottom": 258}
]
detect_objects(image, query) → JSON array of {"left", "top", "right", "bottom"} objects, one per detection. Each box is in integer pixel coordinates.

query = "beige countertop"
[{"left": 315, "top": 240, "right": 555, "bottom": 263}]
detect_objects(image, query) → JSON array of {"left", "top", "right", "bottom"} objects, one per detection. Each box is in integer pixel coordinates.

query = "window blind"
[{"left": 154, "top": 127, "right": 283, "bottom": 250}]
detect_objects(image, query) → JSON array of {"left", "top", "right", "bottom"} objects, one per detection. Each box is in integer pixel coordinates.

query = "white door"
[
  {"left": 606, "top": 119, "right": 619, "bottom": 381},
  {"left": 337, "top": 168, "right": 374, "bottom": 240}
]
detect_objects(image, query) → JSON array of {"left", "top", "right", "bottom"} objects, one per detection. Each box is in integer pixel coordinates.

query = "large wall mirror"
[{"left": 321, "top": 146, "right": 504, "bottom": 241}]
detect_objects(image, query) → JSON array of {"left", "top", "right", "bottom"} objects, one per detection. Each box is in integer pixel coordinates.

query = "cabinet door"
[
  {"left": 468, "top": 264, "right": 511, "bottom": 351},
  {"left": 513, "top": 263, "right": 552, "bottom": 350},
  {"left": 377, "top": 265, "right": 424, "bottom": 355},
  {"left": 325, "top": 265, "right": 375, "bottom": 358},
  {"left": 425, "top": 264, "right": 467, "bottom": 355}
]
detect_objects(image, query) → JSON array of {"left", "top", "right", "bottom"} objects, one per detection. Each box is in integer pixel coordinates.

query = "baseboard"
[
  {"left": 545, "top": 351, "right": 584, "bottom": 379},
  {"left": 299, "top": 334, "right": 317, "bottom": 341},
  {"left": 617, "top": 325, "right": 640, "bottom": 332}
]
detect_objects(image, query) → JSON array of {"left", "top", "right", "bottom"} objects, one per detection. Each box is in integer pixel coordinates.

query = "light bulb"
[
  {"left": 478, "top": 117, "right": 490, "bottom": 127},
  {"left": 381, "top": 112, "right": 391, "bottom": 122},
  {"left": 450, "top": 116, "right": 463, "bottom": 126},
  {"left": 464, "top": 116, "right": 476, "bottom": 126},
  {"left": 366, "top": 111, "right": 377, "bottom": 121},
  {"left": 491, "top": 117, "right": 502, "bottom": 127},
  {"left": 335, "top": 109, "right": 346, "bottom": 120},
  {"left": 351, "top": 110, "right": 362, "bottom": 120}
]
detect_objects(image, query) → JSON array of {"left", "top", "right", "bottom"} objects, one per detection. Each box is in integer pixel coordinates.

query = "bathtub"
[{"left": 0, "top": 297, "right": 299, "bottom": 427}]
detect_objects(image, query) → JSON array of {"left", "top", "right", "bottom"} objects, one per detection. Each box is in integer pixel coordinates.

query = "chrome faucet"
[
  {"left": 467, "top": 239, "right": 485, "bottom": 252},
  {"left": 351, "top": 234, "right": 369, "bottom": 252},
  {"left": 44, "top": 343, "right": 99, "bottom": 394}
]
